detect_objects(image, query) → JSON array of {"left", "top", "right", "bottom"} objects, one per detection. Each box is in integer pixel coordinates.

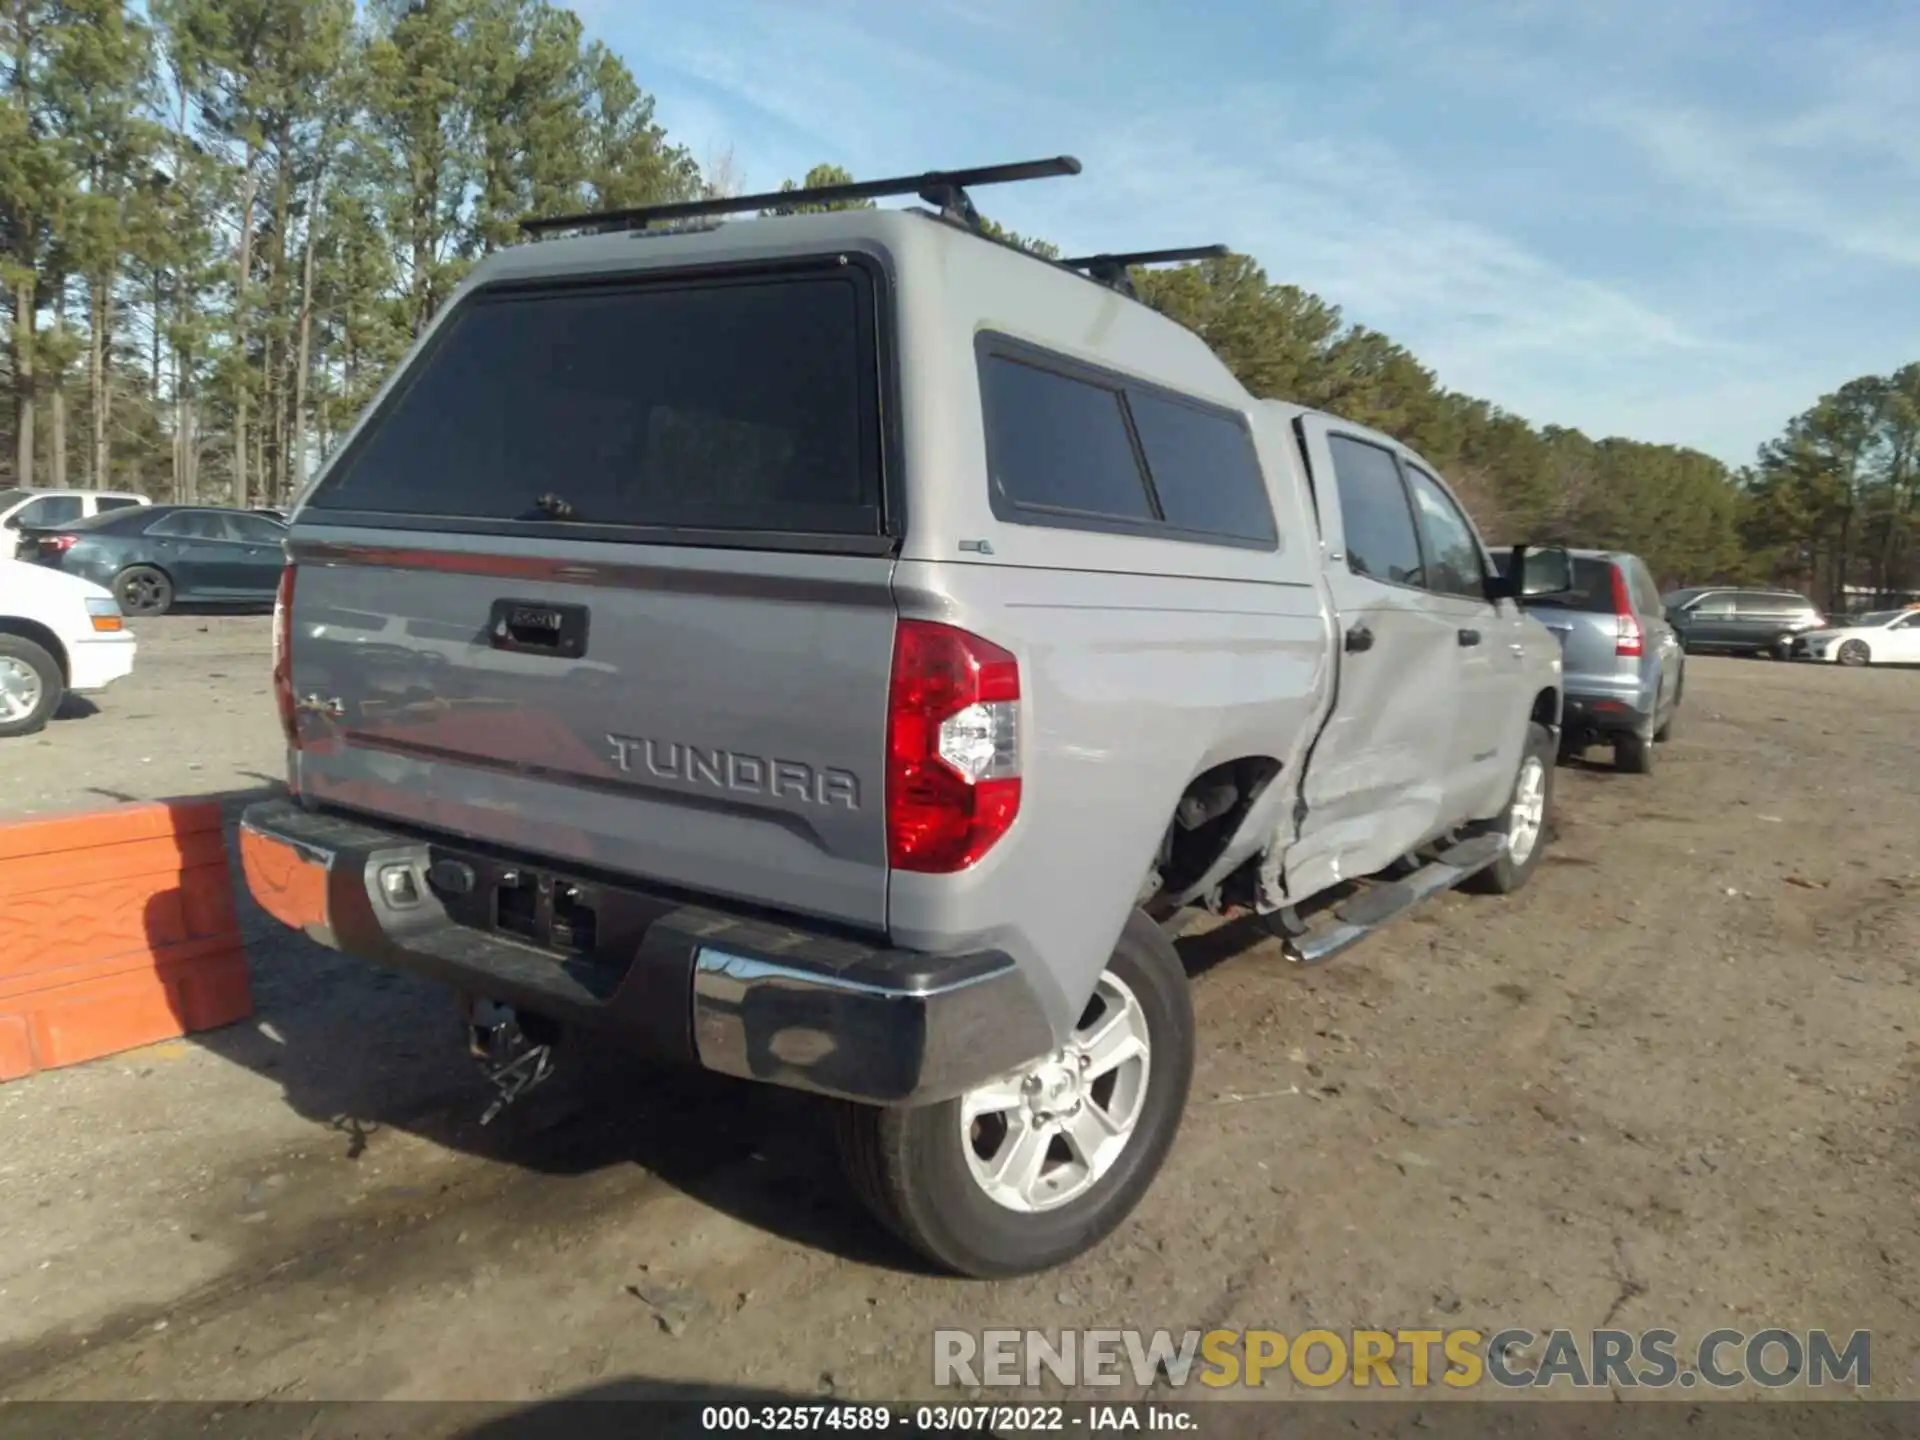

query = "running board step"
[{"left": 1287, "top": 833, "right": 1508, "bottom": 966}]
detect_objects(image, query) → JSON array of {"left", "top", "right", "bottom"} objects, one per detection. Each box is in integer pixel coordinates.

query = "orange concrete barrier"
[{"left": 0, "top": 800, "right": 252, "bottom": 1082}]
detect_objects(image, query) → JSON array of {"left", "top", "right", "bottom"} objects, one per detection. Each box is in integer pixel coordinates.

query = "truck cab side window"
[
  {"left": 1401, "top": 465, "right": 1488, "bottom": 602},
  {"left": 1326, "top": 435, "right": 1423, "bottom": 588}
]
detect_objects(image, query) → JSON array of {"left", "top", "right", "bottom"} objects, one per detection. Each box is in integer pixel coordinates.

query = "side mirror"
[{"left": 1493, "top": 544, "right": 1573, "bottom": 600}]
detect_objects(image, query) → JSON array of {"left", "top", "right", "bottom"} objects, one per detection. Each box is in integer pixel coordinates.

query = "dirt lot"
[
  {"left": 0, "top": 614, "right": 286, "bottom": 817},
  {"left": 2, "top": 617, "right": 1918, "bottom": 1423}
]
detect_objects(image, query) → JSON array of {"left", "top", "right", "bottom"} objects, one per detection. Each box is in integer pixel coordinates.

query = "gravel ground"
[
  {"left": 0, "top": 614, "right": 285, "bottom": 817},
  {"left": 1, "top": 623, "right": 1918, "bottom": 1425}
]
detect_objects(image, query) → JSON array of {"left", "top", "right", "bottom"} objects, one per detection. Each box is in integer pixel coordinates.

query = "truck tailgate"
[
  {"left": 289, "top": 541, "right": 896, "bottom": 930},
  {"left": 279, "top": 255, "right": 899, "bottom": 931}
]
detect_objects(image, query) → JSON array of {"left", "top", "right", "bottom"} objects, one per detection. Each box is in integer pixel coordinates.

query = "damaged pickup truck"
[{"left": 239, "top": 157, "right": 1572, "bottom": 1279}]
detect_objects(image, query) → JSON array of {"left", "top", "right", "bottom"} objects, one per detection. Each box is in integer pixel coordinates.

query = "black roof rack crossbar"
[
  {"left": 1059, "top": 244, "right": 1231, "bottom": 297},
  {"left": 520, "top": 156, "right": 1084, "bottom": 238}
]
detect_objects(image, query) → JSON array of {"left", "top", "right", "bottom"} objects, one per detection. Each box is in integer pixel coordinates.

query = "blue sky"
[{"left": 578, "top": 0, "right": 1920, "bottom": 468}]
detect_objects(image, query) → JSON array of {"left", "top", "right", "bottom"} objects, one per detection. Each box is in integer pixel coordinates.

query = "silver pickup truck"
[{"left": 240, "top": 159, "right": 1570, "bottom": 1279}]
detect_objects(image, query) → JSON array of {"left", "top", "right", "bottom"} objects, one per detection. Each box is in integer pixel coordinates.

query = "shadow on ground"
[
  {"left": 122, "top": 786, "right": 1283, "bottom": 1276},
  {"left": 51, "top": 693, "right": 101, "bottom": 723}
]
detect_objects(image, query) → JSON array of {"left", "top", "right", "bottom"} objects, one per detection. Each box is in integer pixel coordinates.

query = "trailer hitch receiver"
[{"left": 467, "top": 998, "right": 556, "bottom": 1125}]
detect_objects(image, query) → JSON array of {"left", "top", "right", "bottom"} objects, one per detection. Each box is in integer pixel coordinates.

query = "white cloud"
[
  {"left": 1316, "top": 0, "right": 1920, "bottom": 271},
  {"left": 633, "top": 12, "right": 1709, "bottom": 370},
  {"left": 1597, "top": 90, "right": 1920, "bottom": 270},
  {"left": 1068, "top": 92, "right": 1726, "bottom": 422},
  {"left": 600, "top": 0, "right": 1912, "bottom": 463}
]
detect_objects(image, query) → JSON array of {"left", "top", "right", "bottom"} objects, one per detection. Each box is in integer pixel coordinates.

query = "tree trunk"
[
  {"left": 1834, "top": 507, "right": 1854, "bottom": 615},
  {"left": 412, "top": 132, "right": 440, "bottom": 336},
  {"left": 150, "top": 268, "right": 162, "bottom": 409},
  {"left": 1874, "top": 436, "right": 1917, "bottom": 602},
  {"left": 252, "top": 343, "right": 267, "bottom": 505},
  {"left": 269, "top": 138, "right": 295, "bottom": 502},
  {"left": 232, "top": 158, "right": 260, "bottom": 507},
  {"left": 170, "top": 345, "right": 182, "bottom": 501},
  {"left": 90, "top": 279, "right": 111, "bottom": 490},
  {"left": 171, "top": 84, "right": 193, "bottom": 504},
  {"left": 49, "top": 286, "right": 67, "bottom": 487},
  {"left": 180, "top": 389, "right": 198, "bottom": 503},
  {"left": 9, "top": 12, "right": 35, "bottom": 488},
  {"left": 13, "top": 276, "right": 34, "bottom": 487},
  {"left": 291, "top": 157, "right": 326, "bottom": 495},
  {"left": 271, "top": 344, "right": 286, "bottom": 502},
  {"left": 259, "top": 325, "right": 276, "bottom": 502}
]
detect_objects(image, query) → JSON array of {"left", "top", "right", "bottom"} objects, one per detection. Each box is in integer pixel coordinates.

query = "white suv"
[
  {"left": 0, "top": 487, "right": 151, "bottom": 544},
  {"left": 0, "top": 555, "right": 139, "bottom": 736}
]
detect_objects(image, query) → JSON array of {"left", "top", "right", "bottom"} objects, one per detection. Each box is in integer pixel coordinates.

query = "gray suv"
[
  {"left": 1504, "top": 549, "right": 1683, "bottom": 773},
  {"left": 237, "top": 158, "right": 1571, "bottom": 1278}
]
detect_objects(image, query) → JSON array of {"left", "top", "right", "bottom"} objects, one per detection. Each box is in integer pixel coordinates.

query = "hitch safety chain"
[{"left": 478, "top": 1042, "right": 555, "bottom": 1126}]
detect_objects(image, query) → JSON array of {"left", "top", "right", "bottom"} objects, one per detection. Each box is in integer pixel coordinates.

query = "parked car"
[
  {"left": 0, "top": 553, "right": 138, "bottom": 737},
  {"left": 19, "top": 504, "right": 288, "bottom": 616},
  {"left": 1789, "top": 606, "right": 1920, "bottom": 666},
  {"left": 236, "top": 160, "right": 1574, "bottom": 1280},
  {"left": 0, "top": 486, "right": 149, "bottom": 538},
  {"left": 1496, "top": 548, "right": 1682, "bottom": 773},
  {"left": 1662, "top": 586, "right": 1824, "bottom": 657}
]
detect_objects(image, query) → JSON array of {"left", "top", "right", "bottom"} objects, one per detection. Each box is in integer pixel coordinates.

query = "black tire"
[
  {"left": 1461, "top": 721, "right": 1555, "bottom": 896},
  {"left": 115, "top": 565, "right": 174, "bottom": 617},
  {"left": 0, "top": 634, "right": 65, "bottom": 738},
  {"left": 1653, "top": 675, "right": 1680, "bottom": 743},
  {"left": 1615, "top": 728, "right": 1655, "bottom": 774},
  {"left": 833, "top": 909, "right": 1195, "bottom": 1279},
  {"left": 1837, "top": 640, "right": 1871, "bottom": 667}
]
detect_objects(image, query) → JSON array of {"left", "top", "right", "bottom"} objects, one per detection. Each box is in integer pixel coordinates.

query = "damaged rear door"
[{"left": 1284, "top": 420, "right": 1461, "bottom": 896}]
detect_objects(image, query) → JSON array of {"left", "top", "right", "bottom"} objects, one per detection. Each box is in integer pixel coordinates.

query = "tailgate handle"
[
  {"left": 488, "top": 598, "right": 590, "bottom": 658},
  {"left": 1458, "top": 628, "right": 1482, "bottom": 647}
]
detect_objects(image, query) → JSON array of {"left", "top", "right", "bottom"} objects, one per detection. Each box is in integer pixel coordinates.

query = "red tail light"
[
  {"left": 37, "top": 534, "right": 77, "bottom": 556},
  {"left": 1611, "top": 565, "right": 1644, "bottom": 657},
  {"left": 886, "top": 620, "right": 1022, "bottom": 873},
  {"left": 272, "top": 565, "right": 299, "bottom": 750}
]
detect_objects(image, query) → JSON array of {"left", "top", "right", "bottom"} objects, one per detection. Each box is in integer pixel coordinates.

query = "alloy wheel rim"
[
  {"left": 1508, "top": 757, "right": 1547, "bottom": 866},
  {"left": 959, "top": 971, "right": 1152, "bottom": 1213},
  {"left": 0, "top": 656, "right": 44, "bottom": 722}
]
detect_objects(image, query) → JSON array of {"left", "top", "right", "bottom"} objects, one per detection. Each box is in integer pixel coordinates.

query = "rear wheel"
[
  {"left": 115, "top": 565, "right": 173, "bottom": 617},
  {"left": 834, "top": 909, "right": 1194, "bottom": 1278},
  {"left": 1461, "top": 721, "right": 1555, "bottom": 896},
  {"left": 0, "top": 634, "right": 64, "bottom": 738},
  {"left": 1615, "top": 729, "right": 1655, "bottom": 774},
  {"left": 1653, "top": 675, "right": 1681, "bottom": 743},
  {"left": 1837, "top": 640, "right": 1871, "bottom": 667}
]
